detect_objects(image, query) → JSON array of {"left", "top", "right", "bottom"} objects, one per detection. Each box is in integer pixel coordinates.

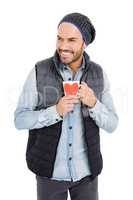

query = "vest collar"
[{"left": 53, "top": 50, "right": 91, "bottom": 71}]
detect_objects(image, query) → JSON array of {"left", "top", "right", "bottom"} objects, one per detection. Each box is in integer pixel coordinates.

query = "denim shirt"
[
  {"left": 51, "top": 58, "right": 92, "bottom": 181},
  {"left": 14, "top": 57, "right": 118, "bottom": 181}
]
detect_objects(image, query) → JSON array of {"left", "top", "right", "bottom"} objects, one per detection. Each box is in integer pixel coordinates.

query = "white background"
[{"left": 0, "top": 0, "right": 132, "bottom": 199}]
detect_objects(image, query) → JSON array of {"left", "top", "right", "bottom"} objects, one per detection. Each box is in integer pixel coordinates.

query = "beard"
[{"left": 57, "top": 43, "right": 84, "bottom": 65}]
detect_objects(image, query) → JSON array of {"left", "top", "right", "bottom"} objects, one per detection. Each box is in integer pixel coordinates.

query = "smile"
[{"left": 60, "top": 52, "right": 72, "bottom": 56}]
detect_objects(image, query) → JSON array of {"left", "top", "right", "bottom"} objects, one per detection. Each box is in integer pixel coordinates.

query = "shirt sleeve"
[
  {"left": 88, "top": 70, "right": 119, "bottom": 133},
  {"left": 14, "top": 67, "right": 63, "bottom": 130}
]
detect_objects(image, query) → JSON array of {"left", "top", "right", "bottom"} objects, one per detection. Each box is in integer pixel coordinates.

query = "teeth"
[{"left": 61, "top": 52, "right": 71, "bottom": 54}]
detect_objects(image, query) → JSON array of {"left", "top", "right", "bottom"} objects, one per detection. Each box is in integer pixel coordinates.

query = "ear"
[{"left": 83, "top": 42, "right": 87, "bottom": 49}]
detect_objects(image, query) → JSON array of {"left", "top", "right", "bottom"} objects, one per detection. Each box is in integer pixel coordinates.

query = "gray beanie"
[{"left": 58, "top": 12, "right": 96, "bottom": 46}]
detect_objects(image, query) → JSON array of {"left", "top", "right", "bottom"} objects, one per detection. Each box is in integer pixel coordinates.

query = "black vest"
[{"left": 26, "top": 51, "right": 104, "bottom": 180}]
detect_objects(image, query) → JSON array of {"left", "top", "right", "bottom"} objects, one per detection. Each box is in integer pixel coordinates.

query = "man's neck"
[{"left": 69, "top": 55, "right": 83, "bottom": 73}]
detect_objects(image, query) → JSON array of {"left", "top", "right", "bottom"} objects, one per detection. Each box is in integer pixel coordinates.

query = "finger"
[
  {"left": 78, "top": 84, "right": 82, "bottom": 89},
  {"left": 79, "top": 84, "right": 86, "bottom": 90},
  {"left": 81, "top": 82, "right": 93, "bottom": 91},
  {"left": 67, "top": 105, "right": 74, "bottom": 110},
  {"left": 81, "top": 82, "right": 89, "bottom": 88},
  {"left": 66, "top": 99, "right": 80, "bottom": 104},
  {"left": 64, "top": 95, "right": 80, "bottom": 100},
  {"left": 63, "top": 95, "right": 74, "bottom": 100},
  {"left": 79, "top": 83, "right": 84, "bottom": 88},
  {"left": 81, "top": 81, "right": 87, "bottom": 85}
]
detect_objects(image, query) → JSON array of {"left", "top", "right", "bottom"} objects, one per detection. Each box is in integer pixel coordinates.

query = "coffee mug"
[{"left": 63, "top": 81, "right": 79, "bottom": 96}]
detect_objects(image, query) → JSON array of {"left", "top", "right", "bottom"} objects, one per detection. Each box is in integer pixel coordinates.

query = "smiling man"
[
  {"left": 57, "top": 23, "right": 84, "bottom": 68},
  {"left": 14, "top": 13, "right": 118, "bottom": 200}
]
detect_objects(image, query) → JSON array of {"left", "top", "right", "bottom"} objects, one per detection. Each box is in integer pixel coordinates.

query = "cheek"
[
  {"left": 56, "top": 41, "right": 60, "bottom": 49},
  {"left": 72, "top": 43, "right": 79, "bottom": 49},
  {"left": 73, "top": 43, "right": 83, "bottom": 52}
]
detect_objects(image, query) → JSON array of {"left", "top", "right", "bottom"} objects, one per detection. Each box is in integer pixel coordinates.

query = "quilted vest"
[{"left": 26, "top": 51, "right": 104, "bottom": 180}]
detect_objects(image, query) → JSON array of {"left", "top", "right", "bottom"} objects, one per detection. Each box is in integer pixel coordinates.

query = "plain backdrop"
[{"left": 0, "top": 0, "right": 132, "bottom": 199}]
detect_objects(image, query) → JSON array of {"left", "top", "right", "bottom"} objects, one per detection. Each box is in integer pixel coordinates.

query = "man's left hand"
[{"left": 78, "top": 81, "right": 97, "bottom": 108}]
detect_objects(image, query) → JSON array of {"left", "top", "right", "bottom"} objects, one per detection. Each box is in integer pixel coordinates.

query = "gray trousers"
[{"left": 36, "top": 175, "right": 99, "bottom": 200}]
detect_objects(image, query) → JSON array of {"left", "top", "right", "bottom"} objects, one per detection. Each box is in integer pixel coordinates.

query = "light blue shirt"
[{"left": 14, "top": 57, "right": 118, "bottom": 181}]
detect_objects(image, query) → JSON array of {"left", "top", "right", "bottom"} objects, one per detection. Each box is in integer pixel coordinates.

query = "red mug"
[{"left": 63, "top": 81, "right": 79, "bottom": 96}]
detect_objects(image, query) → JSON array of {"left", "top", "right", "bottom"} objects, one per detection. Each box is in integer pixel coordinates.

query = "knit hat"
[{"left": 58, "top": 13, "right": 96, "bottom": 46}]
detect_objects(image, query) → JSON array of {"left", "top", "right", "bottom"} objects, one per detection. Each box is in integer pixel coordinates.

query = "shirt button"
[
  {"left": 69, "top": 126, "right": 72, "bottom": 130},
  {"left": 68, "top": 78, "right": 71, "bottom": 81},
  {"left": 69, "top": 143, "right": 72, "bottom": 147},
  {"left": 69, "top": 157, "right": 72, "bottom": 160},
  {"left": 55, "top": 118, "right": 58, "bottom": 121},
  {"left": 90, "top": 111, "right": 93, "bottom": 114}
]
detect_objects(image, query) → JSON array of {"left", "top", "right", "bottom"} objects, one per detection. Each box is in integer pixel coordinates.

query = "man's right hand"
[{"left": 56, "top": 95, "right": 80, "bottom": 117}]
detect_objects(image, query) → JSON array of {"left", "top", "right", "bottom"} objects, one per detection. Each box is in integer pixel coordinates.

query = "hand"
[
  {"left": 56, "top": 95, "right": 80, "bottom": 117},
  {"left": 78, "top": 82, "right": 97, "bottom": 108}
]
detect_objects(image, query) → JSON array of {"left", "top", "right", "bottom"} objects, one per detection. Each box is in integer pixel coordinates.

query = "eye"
[
  {"left": 69, "top": 39, "right": 76, "bottom": 42},
  {"left": 57, "top": 36, "right": 62, "bottom": 41}
]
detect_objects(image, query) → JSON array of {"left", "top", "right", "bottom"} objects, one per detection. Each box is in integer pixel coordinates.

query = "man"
[{"left": 14, "top": 13, "right": 118, "bottom": 200}]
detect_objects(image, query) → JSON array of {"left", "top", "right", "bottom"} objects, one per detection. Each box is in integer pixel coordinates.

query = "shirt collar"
[{"left": 59, "top": 55, "right": 85, "bottom": 71}]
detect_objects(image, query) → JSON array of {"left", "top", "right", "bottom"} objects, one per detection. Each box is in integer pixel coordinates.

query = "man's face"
[{"left": 56, "top": 22, "right": 85, "bottom": 65}]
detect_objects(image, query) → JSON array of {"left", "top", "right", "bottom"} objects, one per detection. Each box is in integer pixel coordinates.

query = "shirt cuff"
[
  {"left": 38, "top": 105, "right": 63, "bottom": 125},
  {"left": 88, "top": 99, "right": 102, "bottom": 117}
]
